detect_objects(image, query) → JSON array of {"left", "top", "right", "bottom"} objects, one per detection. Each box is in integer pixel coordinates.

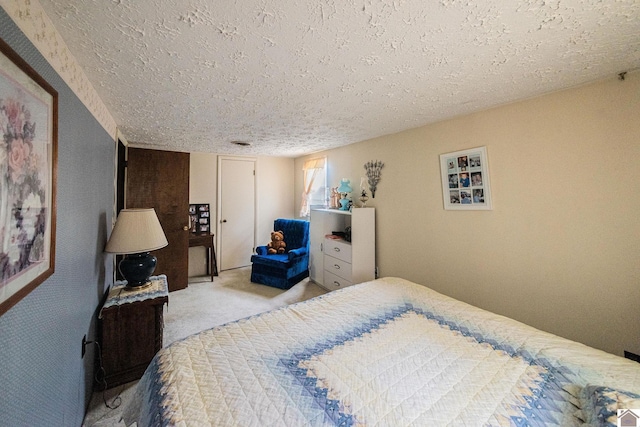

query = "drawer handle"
[
  {"left": 334, "top": 247, "right": 340, "bottom": 252},
  {"left": 333, "top": 281, "right": 341, "bottom": 287},
  {"left": 334, "top": 264, "right": 340, "bottom": 269}
]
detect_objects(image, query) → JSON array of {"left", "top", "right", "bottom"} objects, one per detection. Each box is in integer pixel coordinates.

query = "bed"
[{"left": 123, "top": 277, "right": 640, "bottom": 426}]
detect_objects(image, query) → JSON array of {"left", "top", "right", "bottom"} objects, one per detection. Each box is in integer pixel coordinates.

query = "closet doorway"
[{"left": 217, "top": 156, "right": 256, "bottom": 271}]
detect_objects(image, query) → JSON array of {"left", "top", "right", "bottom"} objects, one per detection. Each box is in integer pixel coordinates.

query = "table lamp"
[
  {"left": 104, "top": 208, "right": 168, "bottom": 288},
  {"left": 337, "top": 179, "right": 353, "bottom": 211}
]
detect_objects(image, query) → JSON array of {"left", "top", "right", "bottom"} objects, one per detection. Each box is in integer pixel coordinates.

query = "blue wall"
[{"left": 0, "top": 9, "right": 114, "bottom": 426}]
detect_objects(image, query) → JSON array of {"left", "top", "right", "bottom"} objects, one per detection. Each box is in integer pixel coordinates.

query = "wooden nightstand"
[{"left": 97, "top": 275, "right": 168, "bottom": 389}]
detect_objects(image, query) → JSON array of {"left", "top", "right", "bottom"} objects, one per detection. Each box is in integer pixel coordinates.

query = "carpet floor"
[{"left": 82, "top": 267, "right": 326, "bottom": 427}]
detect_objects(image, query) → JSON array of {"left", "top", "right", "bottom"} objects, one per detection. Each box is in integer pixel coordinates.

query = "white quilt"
[{"left": 123, "top": 277, "right": 640, "bottom": 426}]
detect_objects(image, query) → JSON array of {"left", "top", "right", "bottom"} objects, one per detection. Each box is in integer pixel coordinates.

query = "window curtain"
[{"left": 300, "top": 157, "right": 325, "bottom": 217}]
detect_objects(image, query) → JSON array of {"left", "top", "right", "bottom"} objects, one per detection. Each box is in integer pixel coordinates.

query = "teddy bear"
[{"left": 267, "top": 230, "right": 287, "bottom": 254}]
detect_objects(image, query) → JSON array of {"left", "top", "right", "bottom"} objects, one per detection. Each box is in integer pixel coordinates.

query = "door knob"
[
  {"left": 183, "top": 225, "right": 189, "bottom": 231},
  {"left": 221, "top": 219, "right": 227, "bottom": 223}
]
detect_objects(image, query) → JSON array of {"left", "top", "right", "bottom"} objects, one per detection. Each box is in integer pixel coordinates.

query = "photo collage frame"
[
  {"left": 439, "top": 146, "right": 492, "bottom": 210},
  {"left": 189, "top": 204, "right": 210, "bottom": 233}
]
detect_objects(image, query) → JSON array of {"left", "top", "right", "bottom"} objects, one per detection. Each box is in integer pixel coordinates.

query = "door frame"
[
  {"left": 113, "top": 137, "right": 127, "bottom": 281},
  {"left": 216, "top": 155, "right": 257, "bottom": 270}
]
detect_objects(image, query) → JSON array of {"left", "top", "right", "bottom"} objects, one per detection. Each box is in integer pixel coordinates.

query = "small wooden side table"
[
  {"left": 189, "top": 233, "right": 218, "bottom": 281},
  {"left": 97, "top": 275, "right": 168, "bottom": 389}
]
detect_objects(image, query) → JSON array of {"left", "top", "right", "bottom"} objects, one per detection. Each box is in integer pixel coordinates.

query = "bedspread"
[{"left": 123, "top": 277, "right": 640, "bottom": 426}]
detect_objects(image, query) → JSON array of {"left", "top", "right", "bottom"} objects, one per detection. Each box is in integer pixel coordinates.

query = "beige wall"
[
  {"left": 188, "top": 153, "right": 218, "bottom": 276},
  {"left": 256, "top": 156, "right": 297, "bottom": 243},
  {"left": 295, "top": 71, "right": 640, "bottom": 356},
  {"left": 189, "top": 153, "right": 295, "bottom": 276}
]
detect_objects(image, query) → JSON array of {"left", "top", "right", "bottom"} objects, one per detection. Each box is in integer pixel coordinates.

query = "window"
[{"left": 300, "top": 157, "right": 326, "bottom": 217}]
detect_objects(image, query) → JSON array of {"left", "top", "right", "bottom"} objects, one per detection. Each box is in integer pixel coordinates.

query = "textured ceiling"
[{"left": 38, "top": 0, "right": 639, "bottom": 157}]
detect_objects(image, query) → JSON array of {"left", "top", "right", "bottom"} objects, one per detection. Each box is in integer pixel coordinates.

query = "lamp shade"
[
  {"left": 105, "top": 208, "right": 168, "bottom": 254},
  {"left": 337, "top": 179, "right": 352, "bottom": 194}
]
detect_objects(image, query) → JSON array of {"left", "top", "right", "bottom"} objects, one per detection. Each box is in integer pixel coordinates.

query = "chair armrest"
[
  {"left": 256, "top": 245, "right": 269, "bottom": 255},
  {"left": 288, "top": 247, "right": 308, "bottom": 261}
]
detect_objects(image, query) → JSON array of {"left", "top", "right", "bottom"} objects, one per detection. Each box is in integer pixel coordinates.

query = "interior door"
[
  {"left": 126, "top": 148, "right": 190, "bottom": 291},
  {"left": 217, "top": 157, "right": 255, "bottom": 271}
]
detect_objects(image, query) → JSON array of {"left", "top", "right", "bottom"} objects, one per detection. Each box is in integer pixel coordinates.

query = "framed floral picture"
[
  {"left": 0, "top": 38, "right": 58, "bottom": 316},
  {"left": 439, "top": 146, "right": 492, "bottom": 210}
]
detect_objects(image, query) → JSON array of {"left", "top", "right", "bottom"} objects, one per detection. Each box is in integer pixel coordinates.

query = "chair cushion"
[{"left": 251, "top": 253, "right": 290, "bottom": 268}]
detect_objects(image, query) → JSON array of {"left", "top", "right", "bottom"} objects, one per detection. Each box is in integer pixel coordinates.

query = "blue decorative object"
[
  {"left": 118, "top": 252, "right": 158, "bottom": 287},
  {"left": 250, "top": 219, "right": 310, "bottom": 289},
  {"left": 336, "top": 179, "right": 352, "bottom": 211}
]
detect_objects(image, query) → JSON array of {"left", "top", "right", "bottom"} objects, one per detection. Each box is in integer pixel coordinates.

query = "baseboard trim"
[{"left": 624, "top": 350, "right": 640, "bottom": 363}]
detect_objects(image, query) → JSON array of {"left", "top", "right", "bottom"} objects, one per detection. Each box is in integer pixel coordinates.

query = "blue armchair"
[{"left": 250, "top": 218, "right": 310, "bottom": 289}]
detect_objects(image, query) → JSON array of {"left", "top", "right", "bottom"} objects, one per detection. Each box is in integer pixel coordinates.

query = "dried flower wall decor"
[{"left": 364, "top": 160, "right": 384, "bottom": 198}]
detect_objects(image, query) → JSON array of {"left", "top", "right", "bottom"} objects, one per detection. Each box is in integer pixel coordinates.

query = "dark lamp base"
[
  {"left": 119, "top": 252, "right": 157, "bottom": 287},
  {"left": 125, "top": 280, "right": 153, "bottom": 290}
]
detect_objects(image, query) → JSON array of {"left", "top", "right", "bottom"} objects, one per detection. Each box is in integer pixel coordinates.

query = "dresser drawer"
[
  {"left": 324, "top": 254, "right": 352, "bottom": 281},
  {"left": 322, "top": 270, "right": 353, "bottom": 290},
  {"left": 324, "top": 238, "right": 351, "bottom": 263}
]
